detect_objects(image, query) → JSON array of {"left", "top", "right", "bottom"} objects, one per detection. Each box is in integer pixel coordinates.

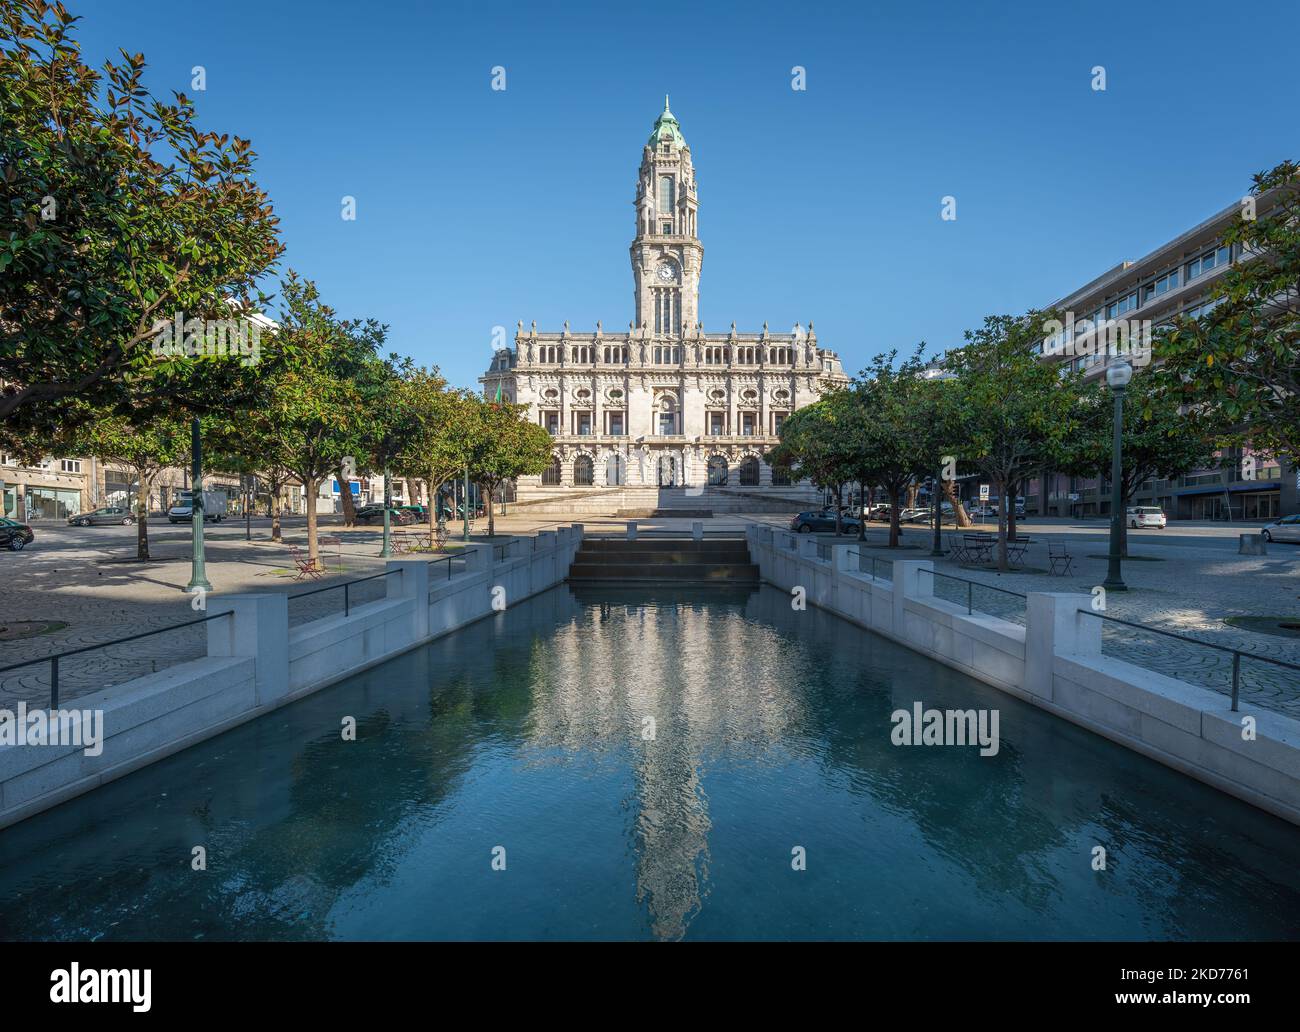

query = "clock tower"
[{"left": 632, "top": 97, "right": 702, "bottom": 337}]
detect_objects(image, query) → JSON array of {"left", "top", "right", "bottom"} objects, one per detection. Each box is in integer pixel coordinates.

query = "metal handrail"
[
  {"left": 1076, "top": 607, "right": 1300, "bottom": 712},
  {"left": 845, "top": 549, "right": 894, "bottom": 582},
  {"left": 288, "top": 567, "right": 403, "bottom": 617},
  {"left": 920, "top": 568, "right": 1027, "bottom": 616},
  {"left": 0, "top": 610, "right": 236, "bottom": 708}
]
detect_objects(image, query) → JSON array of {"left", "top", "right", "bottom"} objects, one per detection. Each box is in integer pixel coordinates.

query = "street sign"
[{"left": 979, "top": 484, "right": 990, "bottom": 501}]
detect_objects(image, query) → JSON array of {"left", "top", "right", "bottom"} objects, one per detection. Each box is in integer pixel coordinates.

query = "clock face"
[{"left": 657, "top": 264, "right": 676, "bottom": 283}]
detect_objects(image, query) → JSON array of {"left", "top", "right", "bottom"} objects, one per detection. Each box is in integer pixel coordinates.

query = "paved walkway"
[
  {"left": 779, "top": 517, "right": 1300, "bottom": 719},
  {"left": 0, "top": 520, "right": 464, "bottom": 708}
]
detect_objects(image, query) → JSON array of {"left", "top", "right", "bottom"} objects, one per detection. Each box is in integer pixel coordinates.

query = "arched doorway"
[
  {"left": 541, "top": 457, "right": 561, "bottom": 486},
  {"left": 606, "top": 454, "right": 626, "bottom": 486},
  {"left": 739, "top": 456, "right": 760, "bottom": 486},
  {"left": 657, "top": 454, "right": 677, "bottom": 487},
  {"left": 573, "top": 455, "right": 594, "bottom": 486},
  {"left": 706, "top": 455, "right": 728, "bottom": 486}
]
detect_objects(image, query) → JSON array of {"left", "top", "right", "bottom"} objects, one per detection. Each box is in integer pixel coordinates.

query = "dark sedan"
[
  {"left": 0, "top": 517, "right": 35, "bottom": 551},
  {"left": 354, "top": 505, "right": 414, "bottom": 525},
  {"left": 68, "top": 505, "right": 135, "bottom": 527},
  {"left": 789, "top": 509, "right": 863, "bottom": 534}
]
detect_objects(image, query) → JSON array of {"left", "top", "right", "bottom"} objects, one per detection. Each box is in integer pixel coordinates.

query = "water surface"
[{"left": 1, "top": 584, "right": 1298, "bottom": 941}]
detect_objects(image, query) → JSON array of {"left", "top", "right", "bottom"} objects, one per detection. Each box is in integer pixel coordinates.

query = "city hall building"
[{"left": 480, "top": 100, "right": 847, "bottom": 497}]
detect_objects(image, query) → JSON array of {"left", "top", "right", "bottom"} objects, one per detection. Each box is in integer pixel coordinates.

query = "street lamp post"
[
  {"left": 463, "top": 466, "right": 471, "bottom": 542},
  {"left": 186, "top": 417, "right": 212, "bottom": 592},
  {"left": 929, "top": 473, "right": 944, "bottom": 556},
  {"left": 380, "top": 466, "right": 392, "bottom": 558},
  {"left": 1102, "top": 360, "right": 1133, "bottom": 592}
]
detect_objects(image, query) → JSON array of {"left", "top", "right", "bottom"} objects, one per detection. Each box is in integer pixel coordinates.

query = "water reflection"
[{"left": 0, "top": 584, "right": 1298, "bottom": 941}]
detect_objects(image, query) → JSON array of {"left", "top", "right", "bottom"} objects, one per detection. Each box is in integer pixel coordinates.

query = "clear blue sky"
[{"left": 79, "top": 0, "right": 1299, "bottom": 389}]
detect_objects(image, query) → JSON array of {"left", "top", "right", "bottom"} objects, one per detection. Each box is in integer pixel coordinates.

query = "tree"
[
  {"left": 946, "top": 311, "right": 1082, "bottom": 570},
  {"left": 764, "top": 399, "right": 855, "bottom": 534},
  {"left": 466, "top": 399, "right": 554, "bottom": 538},
  {"left": 1156, "top": 160, "right": 1300, "bottom": 464},
  {"left": 260, "top": 273, "right": 383, "bottom": 570},
  {"left": 392, "top": 372, "right": 476, "bottom": 545},
  {"left": 0, "top": 0, "right": 282, "bottom": 433},
  {"left": 69, "top": 410, "right": 190, "bottom": 559},
  {"left": 852, "top": 350, "right": 961, "bottom": 548},
  {"left": 1054, "top": 372, "right": 1223, "bottom": 556}
]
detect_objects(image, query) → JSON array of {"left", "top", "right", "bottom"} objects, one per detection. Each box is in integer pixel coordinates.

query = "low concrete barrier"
[
  {"left": 0, "top": 528, "right": 584, "bottom": 829},
  {"left": 748, "top": 526, "right": 1300, "bottom": 825}
]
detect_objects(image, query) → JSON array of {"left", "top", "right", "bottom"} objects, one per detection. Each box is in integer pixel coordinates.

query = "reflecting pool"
[{"left": 1, "top": 584, "right": 1298, "bottom": 941}]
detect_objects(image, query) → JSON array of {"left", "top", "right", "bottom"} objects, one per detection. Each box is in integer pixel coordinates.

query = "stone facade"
[{"left": 480, "top": 99, "right": 847, "bottom": 493}]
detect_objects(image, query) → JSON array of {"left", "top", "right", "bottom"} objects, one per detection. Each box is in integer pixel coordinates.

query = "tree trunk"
[
  {"left": 834, "top": 483, "right": 843, "bottom": 536},
  {"left": 1007, "top": 480, "right": 1018, "bottom": 542},
  {"left": 887, "top": 487, "right": 901, "bottom": 548},
  {"left": 135, "top": 473, "right": 150, "bottom": 561},
  {"left": 305, "top": 478, "right": 319, "bottom": 570},
  {"left": 338, "top": 466, "right": 357, "bottom": 527},
  {"left": 905, "top": 482, "right": 918, "bottom": 510},
  {"left": 486, "top": 483, "right": 496, "bottom": 537},
  {"left": 270, "top": 488, "right": 282, "bottom": 542},
  {"left": 942, "top": 480, "right": 972, "bottom": 528}
]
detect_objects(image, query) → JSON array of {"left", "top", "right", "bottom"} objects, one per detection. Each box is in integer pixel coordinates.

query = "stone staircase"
[
  {"left": 514, "top": 485, "right": 817, "bottom": 516},
  {"left": 567, "top": 536, "right": 760, "bottom": 584}
]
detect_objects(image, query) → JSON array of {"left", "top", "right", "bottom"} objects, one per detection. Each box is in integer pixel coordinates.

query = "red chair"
[{"left": 289, "top": 544, "right": 322, "bottom": 580}]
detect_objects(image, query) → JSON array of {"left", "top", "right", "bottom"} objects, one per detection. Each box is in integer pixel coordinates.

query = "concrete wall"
[
  {"left": 0, "top": 528, "right": 584, "bottom": 829},
  {"left": 750, "top": 526, "right": 1300, "bottom": 825}
]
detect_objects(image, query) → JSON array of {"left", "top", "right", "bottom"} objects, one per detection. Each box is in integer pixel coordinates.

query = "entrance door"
[
  {"left": 657, "top": 455, "right": 677, "bottom": 487},
  {"left": 606, "top": 454, "right": 626, "bottom": 486}
]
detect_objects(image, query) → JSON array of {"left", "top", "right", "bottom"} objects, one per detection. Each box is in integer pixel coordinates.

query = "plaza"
[{"left": 2, "top": 0, "right": 1299, "bottom": 960}]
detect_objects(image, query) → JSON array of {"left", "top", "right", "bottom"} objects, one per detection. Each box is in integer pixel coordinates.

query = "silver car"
[
  {"left": 1261, "top": 514, "right": 1300, "bottom": 543},
  {"left": 67, "top": 506, "right": 135, "bottom": 527}
]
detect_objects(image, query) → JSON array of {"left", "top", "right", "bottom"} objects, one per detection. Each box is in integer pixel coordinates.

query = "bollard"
[
  {"left": 627, "top": 520, "right": 638, "bottom": 541},
  {"left": 692, "top": 520, "right": 703, "bottom": 542},
  {"left": 1238, "top": 533, "right": 1268, "bottom": 556}
]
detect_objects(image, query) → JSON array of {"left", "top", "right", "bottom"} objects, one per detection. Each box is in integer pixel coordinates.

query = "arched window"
[
  {"left": 739, "top": 456, "right": 760, "bottom": 486},
  {"left": 658, "top": 175, "right": 675, "bottom": 216},
  {"left": 541, "top": 457, "right": 561, "bottom": 486},
  {"left": 707, "top": 455, "right": 728, "bottom": 486},
  {"left": 606, "top": 453, "right": 626, "bottom": 486},
  {"left": 573, "top": 455, "right": 594, "bottom": 486}
]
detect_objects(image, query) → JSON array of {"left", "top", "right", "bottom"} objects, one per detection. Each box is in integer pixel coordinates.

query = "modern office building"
[
  {"left": 1029, "top": 195, "right": 1297, "bottom": 521},
  {"left": 480, "top": 99, "right": 847, "bottom": 496}
]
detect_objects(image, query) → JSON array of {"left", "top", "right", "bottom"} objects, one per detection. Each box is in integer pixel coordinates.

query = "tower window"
[
  {"left": 658, "top": 175, "right": 674, "bottom": 214},
  {"left": 661, "top": 222, "right": 673, "bottom": 235}
]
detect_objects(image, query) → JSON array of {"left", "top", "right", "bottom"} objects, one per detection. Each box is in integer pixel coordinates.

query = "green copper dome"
[{"left": 649, "top": 95, "right": 686, "bottom": 148}]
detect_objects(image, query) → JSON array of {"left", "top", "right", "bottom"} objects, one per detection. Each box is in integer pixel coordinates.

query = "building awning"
[{"left": 1174, "top": 484, "right": 1280, "bottom": 496}]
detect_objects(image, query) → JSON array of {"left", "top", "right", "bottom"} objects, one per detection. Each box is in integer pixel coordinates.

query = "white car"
[
  {"left": 1261, "top": 514, "right": 1300, "bottom": 543},
  {"left": 1127, "top": 506, "right": 1166, "bottom": 529}
]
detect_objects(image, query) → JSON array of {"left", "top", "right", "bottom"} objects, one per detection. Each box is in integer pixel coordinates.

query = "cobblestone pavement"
[
  {"left": 0, "top": 519, "right": 467, "bottom": 709},
  {"left": 802, "top": 518, "right": 1300, "bottom": 719}
]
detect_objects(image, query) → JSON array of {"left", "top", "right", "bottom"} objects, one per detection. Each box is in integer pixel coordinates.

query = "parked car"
[
  {"left": 0, "top": 517, "right": 35, "bottom": 551},
  {"left": 1261, "top": 513, "right": 1300, "bottom": 543},
  {"left": 68, "top": 506, "right": 135, "bottom": 527},
  {"left": 1126, "top": 506, "right": 1167, "bottom": 529},
  {"left": 355, "top": 505, "right": 414, "bottom": 525},
  {"left": 969, "top": 504, "right": 997, "bottom": 517},
  {"left": 789, "top": 509, "right": 863, "bottom": 534}
]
